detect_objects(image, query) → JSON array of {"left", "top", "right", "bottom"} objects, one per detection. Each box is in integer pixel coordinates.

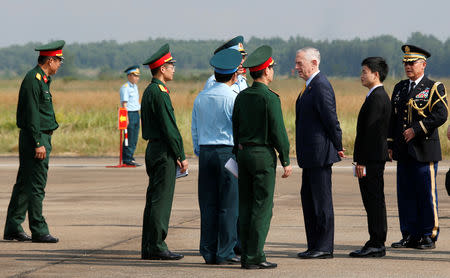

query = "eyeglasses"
[{"left": 403, "top": 60, "right": 423, "bottom": 66}]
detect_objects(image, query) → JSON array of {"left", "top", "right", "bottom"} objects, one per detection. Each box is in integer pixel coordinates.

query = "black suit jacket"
[
  {"left": 353, "top": 86, "right": 391, "bottom": 164},
  {"left": 295, "top": 72, "right": 343, "bottom": 168},
  {"left": 388, "top": 76, "right": 448, "bottom": 162}
]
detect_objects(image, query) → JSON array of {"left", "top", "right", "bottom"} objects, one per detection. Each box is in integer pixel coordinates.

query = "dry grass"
[{"left": 1, "top": 77, "right": 449, "bottom": 158}]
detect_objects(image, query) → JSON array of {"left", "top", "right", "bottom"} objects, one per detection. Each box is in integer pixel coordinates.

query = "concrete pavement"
[{"left": 0, "top": 157, "right": 449, "bottom": 277}]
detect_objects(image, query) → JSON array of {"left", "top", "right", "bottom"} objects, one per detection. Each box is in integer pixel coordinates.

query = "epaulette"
[
  {"left": 35, "top": 73, "right": 41, "bottom": 81},
  {"left": 269, "top": 89, "right": 279, "bottom": 97},
  {"left": 158, "top": 84, "right": 169, "bottom": 93},
  {"left": 123, "top": 83, "right": 129, "bottom": 87}
]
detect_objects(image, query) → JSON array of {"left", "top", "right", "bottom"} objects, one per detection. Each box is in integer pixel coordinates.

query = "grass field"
[{"left": 1, "top": 76, "right": 449, "bottom": 158}]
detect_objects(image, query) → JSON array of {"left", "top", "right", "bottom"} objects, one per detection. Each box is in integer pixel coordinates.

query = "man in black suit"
[
  {"left": 350, "top": 57, "right": 391, "bottom": 258},
  {"left": 295, "top": 47, "right": 345, "bottom": 259},
  {"left": 389, "top": 45, "right": 447, "bottom": 250}
]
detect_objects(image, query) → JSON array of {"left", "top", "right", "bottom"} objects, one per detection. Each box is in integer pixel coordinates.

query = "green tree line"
[{"left": 1, "top": 32, "right": 449, "bottom": 79}]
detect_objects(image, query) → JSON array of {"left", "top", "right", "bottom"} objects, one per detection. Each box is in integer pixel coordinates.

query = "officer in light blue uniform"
[
  {"left": 120, "top": 65, "right": 142, "bottom": 166},
  {"left": 192, "top": 49, "right": 242, "bottom": 265},
  {"left": 203, "top": 36, "right": 248, "bottom": 94}
]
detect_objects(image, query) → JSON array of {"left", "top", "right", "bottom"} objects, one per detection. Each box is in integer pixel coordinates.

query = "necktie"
[
  {"left": 409, "top": 81, "right": 416, "bottom": 95},
  {"left": 299, "top": 84, "right": 306, "bottom": 98}
]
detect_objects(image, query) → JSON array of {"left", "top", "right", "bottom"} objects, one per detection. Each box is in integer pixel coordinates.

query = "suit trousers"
[
  {"left": 358, "top": 162, "right": 387, "bottom": 247},
  {"left": 4, "top": 130, "right": 52, "bottom": 237},
  {"left": 141, "top": 141, "right": 176, "bottom": 256},
  {"left": 198, "top": 145, "right": 238, "bottom": 263},
  {"left": 397, "top": 159, "right": 439, "bottom": 241},
  {"left": 237, "top": 145, "right": 276, "bottom": 265},
  {"left": 301, "top": 165, "right": 334, "bottom": 252}
]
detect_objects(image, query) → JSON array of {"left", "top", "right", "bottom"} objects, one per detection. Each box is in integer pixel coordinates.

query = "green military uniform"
[
  {"left": 232, "top": 45, "right": 290, "bottom": 266},
  {"left": 140, "top": 44, "right": 186, "bottom": 257},
  {"left": 4, "top": 41, "right": 64, "bottom": 239}
]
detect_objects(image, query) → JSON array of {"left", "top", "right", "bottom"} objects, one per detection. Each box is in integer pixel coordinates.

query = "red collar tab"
[
  {"left": 43, "top": 75, "right": 48, "bottom": 83},
  {"left": 39, "top": 49, "right": 63, "bottom": 57},
  {"left": 249, "top": 57, "right": 274, "bottom": 72},
  {"left": 149, "top": 52, "right": 173, "bottom": 69}
]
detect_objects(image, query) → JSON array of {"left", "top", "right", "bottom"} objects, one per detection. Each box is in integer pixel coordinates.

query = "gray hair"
[{"left": 297, "top": 47, "right": 321, "bottom": 66}]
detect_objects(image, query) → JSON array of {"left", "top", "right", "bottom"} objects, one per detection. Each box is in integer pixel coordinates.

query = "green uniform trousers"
[
  {"left": 4, "top": 130, "right": 52, "bottom": 237},
  {"left": 141, "top": 141, "right": 176, "bottom": 256},
  {"left": 237, "top": 145, "right": 277, "bottom": 265}
]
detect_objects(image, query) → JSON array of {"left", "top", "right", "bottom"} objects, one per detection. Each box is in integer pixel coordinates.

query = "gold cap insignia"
[{"left": 405, "top": 46, "right": 410, "bottom": 53}]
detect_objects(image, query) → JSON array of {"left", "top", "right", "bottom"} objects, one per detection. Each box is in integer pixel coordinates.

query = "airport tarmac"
[{"left": 0, "top": 156, "right": 449, "bottom": 278}]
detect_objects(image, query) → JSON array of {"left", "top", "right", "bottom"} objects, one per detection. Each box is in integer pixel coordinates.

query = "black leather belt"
[{"left": 42, "top": 130, "right": 53, "bottom": 135}]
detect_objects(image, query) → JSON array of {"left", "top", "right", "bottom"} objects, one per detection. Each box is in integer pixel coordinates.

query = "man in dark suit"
[
  {"left": 295, "top": 47, "right": 344, "bottom": 259},
  {"left": 389, "top": 45, "right": 447, "bottom": 250},
  {"left": 350, "top": 57, "right": 391, "bottom": 258}
]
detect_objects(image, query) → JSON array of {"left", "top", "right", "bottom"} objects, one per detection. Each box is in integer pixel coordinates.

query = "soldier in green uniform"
[
  {"left": 3, "top": 40, "right": 65, "bottom": 243},
  {"left": 232, "top": 45, "right": 292, "bottom": 269},
  {"left": 140, "top": 44, "right": 188, "bottom": 260}
]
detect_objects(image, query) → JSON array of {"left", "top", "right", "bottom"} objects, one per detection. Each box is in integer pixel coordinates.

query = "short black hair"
[
  {"left": 37, "top": 55, "right": 53, "bottom": 65},
  {"left": 361, "top": 57, "right": 389, "bottom": 82},
  {"left": 214, "top": 71, "right": 234, "bottom": 83},
  {"left": 249, "top": 69, "right": 264, "bottom": 80},
  {"left": 150, "top": 66, "right": 160, "bottom": 76}
]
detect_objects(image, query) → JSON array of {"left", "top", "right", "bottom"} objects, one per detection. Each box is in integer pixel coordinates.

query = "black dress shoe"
[
  {"left": 3, "top": 232, "right": 32, "bottom": 241},
  {"left": 142, "top": 250, "right": 184, "bottom": 260},
  {"left": 298, "top": 250, "right": 333, "bottom": 259},
  {"left": 297, "top": 250, "right": 311, "bottom": 258},
  {"left": 217, "top": 256, "right": 241, "bottom": 265},
  {"left": 131, "top": 160, "right": 143, "bottom": 167},
  {"left": 349, "top": 246, "right": 386, "bottom": 258},
  {"left": 416, "top": 236, "right": 435, "bottom": 250},
  {"left": 32, "top": 234, "right": 59, "bottom": 243},
  {"left": 391, "top": 236, "right": 418, "bottom": 248},
  {"left": 242, "top": 261, "right": 277, "bottom": 269}
]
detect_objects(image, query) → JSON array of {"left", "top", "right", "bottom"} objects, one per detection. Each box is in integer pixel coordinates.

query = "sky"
[{"left": 1, "top": 0, "right": 449, "bottom": 47}]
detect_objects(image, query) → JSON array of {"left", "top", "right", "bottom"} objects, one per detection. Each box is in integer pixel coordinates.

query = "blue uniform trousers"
[
  {"left": 198, "top": 145, "right": 238, "bottom": 264},
  {"left": 123, "top": 111, "right": 139, "bottom": 164},
  {"left": 397, "top": 159, "right": 439, "bottom": 241},
  {"left": 300, "top": 165, "right": 334, "bottom": 252}
]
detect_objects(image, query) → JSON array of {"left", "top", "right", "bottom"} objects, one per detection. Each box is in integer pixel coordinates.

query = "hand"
[
  {"left": 282, "top": 165, "right": 292, "bottom": 178},
  {"left": 338, "top": 147, "right": 346, "bottom": 158},
  {"left": 388, "top": 149, "right": 393, "bottom": 162},
  {"left": 447, "top": 125, "right": 450, "bottom": 140},
  {"left": 403, "top": 128, "right": 415, "bottom": 143},
  {"left": 177, "top": 159, "right": 188, "bottom": 173},
  {"left": 356, "top": 164, "right": 366, "bottom": 179},
  {"left": 35, "top": 146, "right": 46, "bottom": 160}
]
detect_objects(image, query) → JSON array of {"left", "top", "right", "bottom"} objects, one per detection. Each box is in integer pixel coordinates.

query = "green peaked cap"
[
  {"left": 243, "top": 45, "right": 273, "bottom": 68},
  {"left": 143, "top": 43, "right": 176, "bottom": 67},
  {"left": 210, "top": 49, "right": 242, "bottom": 73},
  {"left": 35, "top": 40, "right": 65, "bottom": 51}
]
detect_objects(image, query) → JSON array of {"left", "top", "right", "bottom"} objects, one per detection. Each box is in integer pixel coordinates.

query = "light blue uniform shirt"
[
  {"left": 119, "top": 81, "right": 140, "bottom": 111},
  {"left": 203, "top": 74, "right": 248, "bottom": 94},
  {"left": 191, "top": 82, "right": 237, "bottom": 156}
]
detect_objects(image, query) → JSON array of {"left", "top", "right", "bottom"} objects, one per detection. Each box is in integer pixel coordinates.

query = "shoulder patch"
[
  {"left": 158, "top": 84, "right": 169, "bottom": 93},
  {"left": 269, "top": 89, "right": 279, "bottom": 97},
  {"left": 35, "top": 73, "right": 41, "bottom": 81},
  {"left": 123, "top": 83, "right": 129, "bottom": 87}
]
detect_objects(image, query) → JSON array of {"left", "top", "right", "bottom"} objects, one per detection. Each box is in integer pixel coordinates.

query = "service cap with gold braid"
[
  {"left": 402, "top": 44, "right": 431, "bottom": 62},
  {"left": 214, "top": 35, "right": 247, "bottom": 56},
  {"left": 35, "top": 40, "right": 65, "bottom": 59},
  {"left": 124, "top": 65, "right": 140, "bottom": 75},
  {"left": 143, "top": 43, "right": 175, "bottom": 70},
  {"left": 242, "top": 45, "right": 275, "bottom": 72}
]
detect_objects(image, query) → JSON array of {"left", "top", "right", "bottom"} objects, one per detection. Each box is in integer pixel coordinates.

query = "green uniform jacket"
[
  {"left": 232, "top": 81, "right": 290, "bottom": 166},
  {"left": 16, "top": 66, "right": 58, "bottom": 148},
  {"left": 141, "top": 77, "right": 185, "bottom": 161}
]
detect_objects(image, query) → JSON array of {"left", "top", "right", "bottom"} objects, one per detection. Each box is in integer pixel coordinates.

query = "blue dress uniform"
[
  {"left": 191, "top": 49, "right": 242, "bottom": 264},
  {"left": 120, "top": 65, "right": 141, "bottom": 165},
  {"left": 389, "top": 45, "right": 448, "bottom": 249}
]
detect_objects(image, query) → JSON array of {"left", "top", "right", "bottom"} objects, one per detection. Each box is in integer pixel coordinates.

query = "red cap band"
[
  {"left": 149, "top": 52, "right": 173, "bottom": 69},
  {"left": 249, "top": 57, "right": 274, "bottom": 72},
  {"left": 39, "top": 50, "right": 63, "bottom": 57}
]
